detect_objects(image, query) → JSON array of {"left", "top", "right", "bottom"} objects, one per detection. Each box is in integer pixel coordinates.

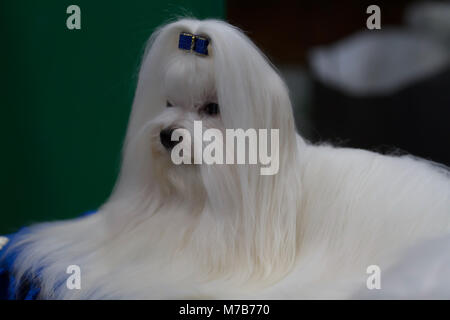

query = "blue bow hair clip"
[{"left": 178, "top": 32, "right": 210, "bottom": 56}]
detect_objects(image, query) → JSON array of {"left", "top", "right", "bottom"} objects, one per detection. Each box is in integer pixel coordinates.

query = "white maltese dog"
[{"left": 2, "top": 18, "right": 450, "bottom": 299}]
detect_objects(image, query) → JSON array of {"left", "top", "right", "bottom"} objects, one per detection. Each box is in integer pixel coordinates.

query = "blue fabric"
[
  {"left": 0, "top": 228, "right": 41, "bottom": 300},
  {"left": 0, "top": 210, "right": 97, "bottom": 300},
  {"left": 178, "top": 32, "right": 209, "bottom": 56},
  {"left": 194, "top": 37, "right": 209, "bottom": 55},
  {"left": 178, "top": 32, "right": 194, "bottom": 51}
]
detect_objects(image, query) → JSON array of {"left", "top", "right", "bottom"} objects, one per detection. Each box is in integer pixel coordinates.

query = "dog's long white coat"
[{"left": 4, "top": 19, "right": 450, "bottom": 299}]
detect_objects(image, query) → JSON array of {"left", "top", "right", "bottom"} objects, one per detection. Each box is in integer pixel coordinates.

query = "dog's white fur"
[{"left": 6, "top": 19, "right": 450, "bottom": 299}]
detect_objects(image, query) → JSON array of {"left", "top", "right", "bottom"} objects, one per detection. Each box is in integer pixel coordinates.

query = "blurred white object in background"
[
  {"left": 309, "top": 29, "right": 450, "bottom": 96},
  {"left": 309, "top": 1, "right": 450, "bottom": 97}
]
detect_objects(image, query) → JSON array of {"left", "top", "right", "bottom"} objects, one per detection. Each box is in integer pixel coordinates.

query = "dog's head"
[{"left": 114, "top": 19, "right": 299, "bottom": 205}]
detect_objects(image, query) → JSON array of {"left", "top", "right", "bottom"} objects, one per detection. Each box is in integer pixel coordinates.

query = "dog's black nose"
[{"left": 160, "top": 128, "right": 181, "bottom": 149}]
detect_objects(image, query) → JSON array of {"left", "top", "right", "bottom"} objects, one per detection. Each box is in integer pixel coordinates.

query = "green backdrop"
[{"left": 0, "top": 1, "right": 224, "bottom": 234}]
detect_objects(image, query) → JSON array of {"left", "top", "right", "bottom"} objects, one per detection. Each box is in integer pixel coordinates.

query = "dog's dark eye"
[
  {"left": 166, "top": 101, "right": 173, "bottom": 107},
  {"left": 202, "top": 102, "right": 219, "bottom": 116}
]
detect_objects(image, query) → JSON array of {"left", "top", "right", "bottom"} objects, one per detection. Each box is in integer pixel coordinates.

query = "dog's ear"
[
  {"left": 125, "top": 20, "right": 204, "bottom": 141},
  {"left": 195, "top": 21, "right": 304, "bottom": 277},
  {"left": 197, "top": 21, "right": 299, "bottom": 155},
  {"left": 124, "top": 26, "right": 174, "bottom": 141}
]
